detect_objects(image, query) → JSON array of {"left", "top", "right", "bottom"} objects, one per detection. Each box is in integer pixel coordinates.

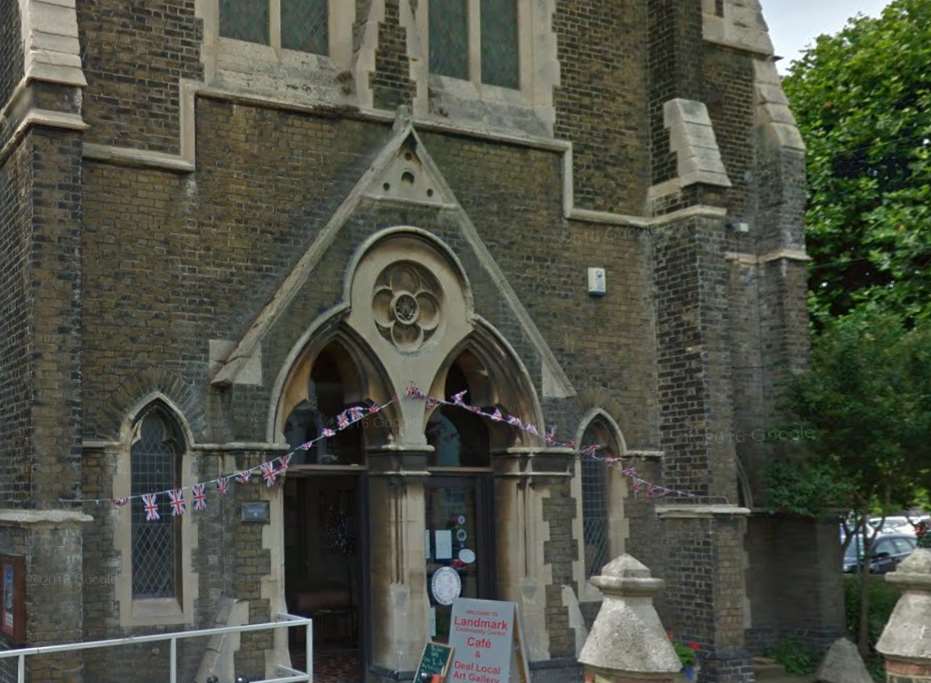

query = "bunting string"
[
  {"left": 63, "top": 385, "right": 698, "bottom": 518},
  {"left": 61, "top": 399, "right": 395, "bottom": 510},
  {"left": 404, "top": 384, "right": 698, "bottom": 501}
]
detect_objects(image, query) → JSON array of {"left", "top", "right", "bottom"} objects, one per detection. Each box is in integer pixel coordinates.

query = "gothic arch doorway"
[{"left": 277, "top": 333, "right": 393, "bottom": 681}]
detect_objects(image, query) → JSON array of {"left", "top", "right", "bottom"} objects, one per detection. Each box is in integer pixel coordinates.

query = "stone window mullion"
[
  {"left": 468, "top": 0, "right": 481, "bottom": 86},
  {"left": 270, "top": 0, "right": 282, "bottom": 51}
]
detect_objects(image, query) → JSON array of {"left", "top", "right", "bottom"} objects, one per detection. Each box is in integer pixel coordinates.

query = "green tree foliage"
[
  {"left": 783, "top": 0, "right": 931, "bottom": 324},
  {"left": 768, "top": 308, "right": 931, "bottom": 654}
]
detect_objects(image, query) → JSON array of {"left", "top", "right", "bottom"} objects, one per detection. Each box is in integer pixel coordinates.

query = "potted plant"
[{"left": 671, "top": 639, "right": 702, "bottom": 682}]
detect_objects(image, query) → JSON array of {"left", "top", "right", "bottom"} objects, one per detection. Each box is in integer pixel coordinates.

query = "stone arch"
[
  {"left": 270, "top": 322, "right": 397, "bottom": 450},
  {"left": 425, "top": 323, "right": 546, "bottom": 450},
  {"left": 572, "top": 408, "right": 629, "bottom": 599},
  {"left": 119, "top": 390, "right": 197, "bottom": 449}
]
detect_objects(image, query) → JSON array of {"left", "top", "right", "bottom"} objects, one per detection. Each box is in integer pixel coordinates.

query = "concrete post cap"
[
  {"left": 885, "top": 548, "right": 931, "bottom": 590},
  {"left": 579, "top": 554, "right": 682, "bottom": 675},
  {"left": 590, "top": 555, "right": 666, "bottom": 597},
  {"left": 877, "top": 549, "right": 931, "bottom": 662}
]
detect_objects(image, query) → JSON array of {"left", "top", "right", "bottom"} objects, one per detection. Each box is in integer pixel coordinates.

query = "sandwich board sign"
[
  {"left": 413, "top": 642, "right": 455, "bottom": 682},
  {"left": 447, "top": 598, "right": 530, "bottom": 683}
]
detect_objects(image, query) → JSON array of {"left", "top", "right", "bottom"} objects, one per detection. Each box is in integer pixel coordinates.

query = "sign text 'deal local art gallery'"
[{"left": 448, "top": 599, "right": 529, "bottom": 683}]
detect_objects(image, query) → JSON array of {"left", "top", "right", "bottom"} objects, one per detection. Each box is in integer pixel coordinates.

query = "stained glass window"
[
  {"left": 220, "top": 0, "right": 270, "bottom": 45},
  {"left": 282, "top": 0, "right": 329, "bottom": 55},
  {"left": 430, "top": 0, "right": 470, "bottom": 80},
  {"left": 480, "top": 0, "right": 520, "bottom": 88},
  {"left": 131, "top": 407, "right": 183, "bottom": 598}
]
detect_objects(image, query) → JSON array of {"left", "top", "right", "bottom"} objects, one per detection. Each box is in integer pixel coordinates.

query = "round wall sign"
[
  {"left": 459, "top": 548, "right": 476, "bottom": 565},
  {"left": 431, "top": 567, "right": 462, "bottom": 606}
]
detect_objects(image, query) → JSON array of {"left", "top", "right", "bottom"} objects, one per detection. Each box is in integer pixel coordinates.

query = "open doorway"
[{"left": 285, "top": 475, "right": 368, "bottom": 683}]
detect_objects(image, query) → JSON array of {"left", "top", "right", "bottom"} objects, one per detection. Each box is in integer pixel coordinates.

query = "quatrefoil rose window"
[{"left": 373, "top": 262, "right": 442, "bottom": 352}]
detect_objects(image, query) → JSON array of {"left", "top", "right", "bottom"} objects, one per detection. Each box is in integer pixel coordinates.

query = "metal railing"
[{"left": 0, "top": 612, "right": 312, "bottom": 683}]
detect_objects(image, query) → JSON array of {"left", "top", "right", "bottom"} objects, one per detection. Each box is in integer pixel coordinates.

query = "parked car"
[{"left": 844, "top": 534, "right": 917, "bottom": 574}]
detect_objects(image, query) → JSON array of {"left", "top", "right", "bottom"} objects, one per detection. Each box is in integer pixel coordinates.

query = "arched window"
[
  {"left": 578, "top": 416, "right": 623, "bottom": 580},
  {"left": 426, "top": 357, "right": 491, "bottom": 468},
  {"left": 283, "top": 344, "right": 366, "bottom": 466},
  {"left": 130, "top": 405, "right": 184, "bottom": 599}
]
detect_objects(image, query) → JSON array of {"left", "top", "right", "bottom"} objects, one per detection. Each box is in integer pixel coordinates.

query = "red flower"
[{"left": 688, "top": 642, "right": 701, "bottom": 652}]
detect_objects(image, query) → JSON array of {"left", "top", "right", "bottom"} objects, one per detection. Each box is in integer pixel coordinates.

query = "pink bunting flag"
[
  {"left": 337, "top": 411, "right": 351, "bottom": 430},
  {"left": 113, "top": 497, "right": 129, "bottom": 508},
  {"left": 169, "top": 489, "right": 186, "bottom": 517},
  {"left": 217, "top": 477, "right": 230, "bottom": 496},
  {"left": 142, "top": 493, "right": 160, "bottom": 521},
  {"left": 237, "top": 470, "right": 252, "bottom": 485},
  {"left": 192, "top": 484, "right": 207, "bottom": 511},
  {"left": 260, "top": 461, "right": 278, "bottom": 487}
]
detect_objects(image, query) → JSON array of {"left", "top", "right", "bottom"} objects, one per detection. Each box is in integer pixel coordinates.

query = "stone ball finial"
[
  {"left": 877, "top": 549, "right": 931, "bottom": 662},
  {"left": 579, "top": 554, "right": 682, "bottom": 676}
]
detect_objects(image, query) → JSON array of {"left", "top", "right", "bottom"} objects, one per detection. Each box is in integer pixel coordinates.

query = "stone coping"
[
  {"left": 0, "top": 509, "right": 94, "bottom": 526},
  {"left": 655, "top": 505, "right": 751, "bottom": 519}
]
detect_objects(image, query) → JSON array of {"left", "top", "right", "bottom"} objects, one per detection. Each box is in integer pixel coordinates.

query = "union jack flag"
[
  {"left": 489, "top": 408, "right": 504, "bottom": 422},
  {"left": 451, "top": 390, "right": 468, "bottom": 405},
  {"left": 237, "top": 469, "right": 252, "bottom": 485},
  {"left": 192, "top": 484, "right": 207, "bottom": 511},
  {"left": 113, "top": 497, "right": 129, "bottom": 508},
  {"left": 142, "top": 493, "right": 159, "bottom": 521},
  {"left": 525, "top": 423, "right": 540, "bottom": 437},
  {"left": 169, "top": 489, "right": 187, "bottom": 517},
  {"left": 322, "top": 427, "right": 336, "bottom": 438},
  {"left": 260, "top": 461, "right": 278, "bottom": 487},
  {"left": 545, "top": 427, "right": 558, "bottom": 446},
  {"left": 217, "top": 477, "right": 230, "bottom": 496},
  {"left": 337, "top": 411, "right": 351, "bottom": 430},
  {"left": 506, "top": 415, "right": 523, "bottom": 430},
  {"left": 368, "top": 403, "right": 382, "bottom": 415},
  {"left": 349, "top": 406, "right": 366, "bottom": 422},
  {"left": 278, "top": 454, "right": 292, "bottom": 475}
]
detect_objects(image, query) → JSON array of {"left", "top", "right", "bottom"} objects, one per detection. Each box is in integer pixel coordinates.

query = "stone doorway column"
[
  {"left": 367, "top": 449, "right": 431, "bottom": 681},
  {"left": 493, "top": 447, "right": 576, "bottom": 666}
]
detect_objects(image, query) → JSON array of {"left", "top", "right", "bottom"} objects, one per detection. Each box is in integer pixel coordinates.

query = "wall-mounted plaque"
[
  {"left": 0, "top": 555, "right": 26, "bottom": 644},
  {"left": 241, "top": 501, "right": 270, "bottom": 523}
]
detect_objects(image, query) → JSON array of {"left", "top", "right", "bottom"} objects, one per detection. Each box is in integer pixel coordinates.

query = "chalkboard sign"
[{"left": 413, "top": 642, "right": 454, "bottom": 682}]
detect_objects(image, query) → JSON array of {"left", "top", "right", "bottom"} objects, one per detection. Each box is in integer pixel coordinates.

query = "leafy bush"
[
  {"left": 845, "top": 575, "right": 901, "bottom": 681},
  {"left": 766, "top": 637, "right": 818, "bottom": 676},
  {"left": 845, "top": 575, "right": 900, "bottom": 649}
]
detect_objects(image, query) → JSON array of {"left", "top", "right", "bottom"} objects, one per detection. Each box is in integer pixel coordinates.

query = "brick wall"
[
  {"left": 553, "top": 0, "right": 651, "bottom": 214},
  {"left": 0, "top": 0, "right": 23, "bottom": 108},
  {"left": 0, "top": 140, "right": 33, "bottom": 509},
  {"left": 703, "top": 44, "right": 755, "bottom": 221},
  {"left": 77, "top": 0, "right": 204, "bottom": 154},
  {"left": 372, "top": 0, "right": 417, "bottom": 110}
]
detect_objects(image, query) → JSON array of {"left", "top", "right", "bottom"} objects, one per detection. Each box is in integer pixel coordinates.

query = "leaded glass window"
[
  {"left": 281, "top": 0, "right": 329, "bottom": 55},
  {"left": 220, "top": 0, "right": 330, "bottom": 55},
  {"left": 429, "top": 0, "right": 470, "bottom": 80},
  {"left": 580, "top": 420, "right": 616, "bottom": 579},
  {"left": 131, "top": 407, "right": 183, "bottom": 599},
  {"left": 480, "top": 0, "right": 519, "bottom": 88},
  {"left": 220, "top": 0, "right": 270, "bottom": 45}
]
